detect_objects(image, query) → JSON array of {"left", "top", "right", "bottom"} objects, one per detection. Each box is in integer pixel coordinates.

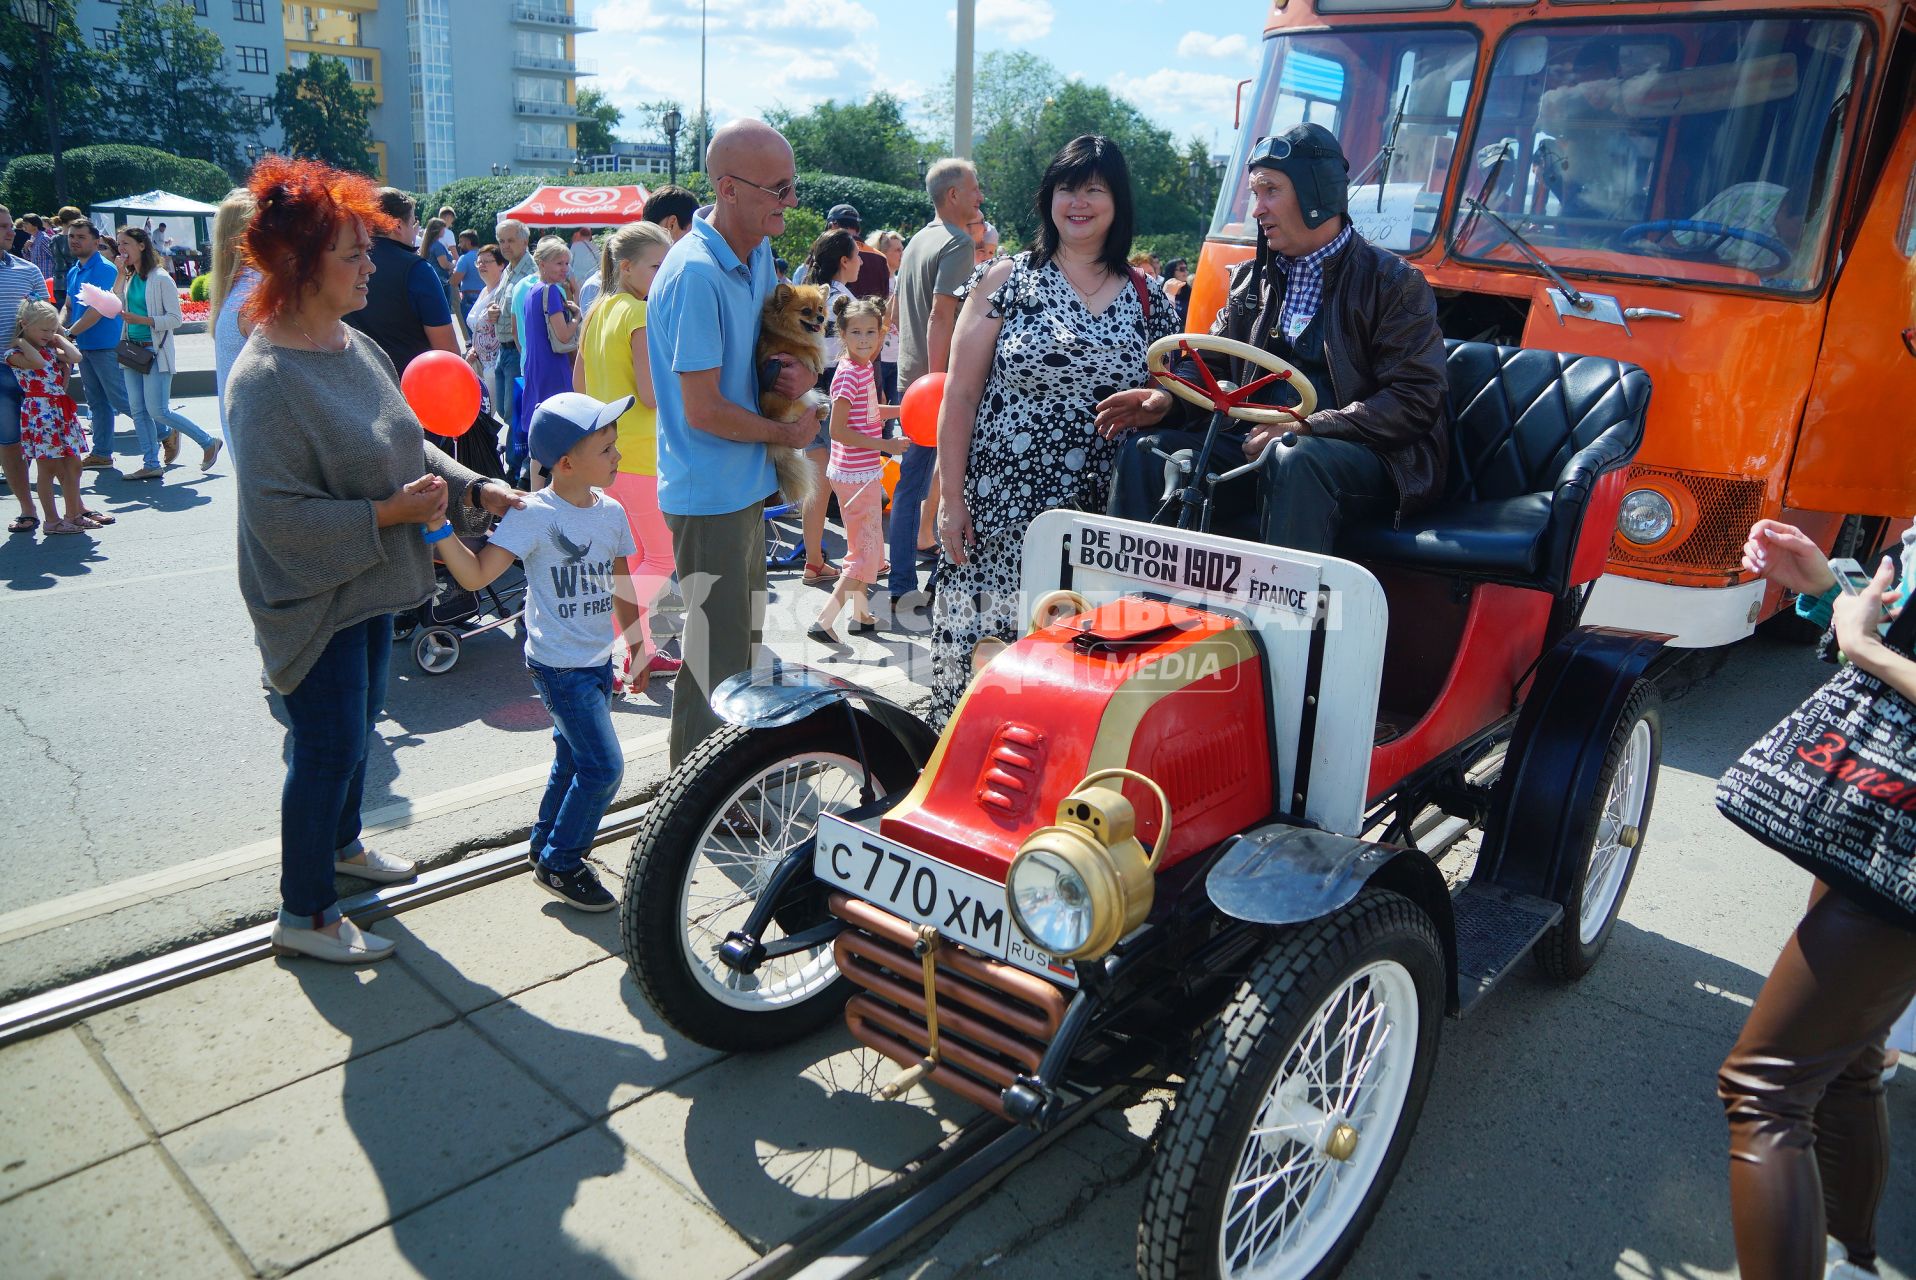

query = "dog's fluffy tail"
[{"left": 770, "top": 445, "right": 816, "bottom": 506}]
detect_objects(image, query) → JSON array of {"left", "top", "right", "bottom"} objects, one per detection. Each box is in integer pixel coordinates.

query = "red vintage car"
[{"left": 622, "top": 334, "right": 1663, "bottom": 1278}]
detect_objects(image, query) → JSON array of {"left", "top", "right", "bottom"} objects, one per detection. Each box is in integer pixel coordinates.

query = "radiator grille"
[
  {"left": 831, "top": 893, "right": 1068, "bottom": 1119},
  {"left": 1610, "top": 467, "right": 1766, "bottom": 575}
]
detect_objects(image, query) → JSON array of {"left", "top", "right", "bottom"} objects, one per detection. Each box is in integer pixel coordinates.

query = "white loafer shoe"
[
  {"left": 270, "top": 917, "right": 396, "bottom": 964},
  {"left": 333, "top": 846, "right": 418, "bottom": 883}
]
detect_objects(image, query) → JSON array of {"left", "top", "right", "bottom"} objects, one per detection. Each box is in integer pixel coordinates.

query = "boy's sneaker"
[{"left": 533, "top": 863, "right": 616, "bottom": 912}]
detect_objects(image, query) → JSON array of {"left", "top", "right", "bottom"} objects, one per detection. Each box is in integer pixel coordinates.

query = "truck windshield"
[
  {"left": 1213, "top": 28, "right": 1479, "bottom": 254},
  {"left": 1452, "top": 16, "right": 1866, "bottom": 295}
]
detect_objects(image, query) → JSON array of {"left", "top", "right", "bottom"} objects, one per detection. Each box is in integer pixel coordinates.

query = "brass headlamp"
[{"left": 1006, "top": 768, "right": 1172, "bottom": 962}]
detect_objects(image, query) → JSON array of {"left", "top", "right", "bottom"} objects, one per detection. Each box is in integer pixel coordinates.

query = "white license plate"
[{"left": 814, "top": 812, "right": 1078, "bottom": 988}]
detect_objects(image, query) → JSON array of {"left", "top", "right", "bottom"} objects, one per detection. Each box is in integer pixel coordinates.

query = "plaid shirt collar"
[{"left": 1271, "top": 223, "right": 1352, "bottom": 345}]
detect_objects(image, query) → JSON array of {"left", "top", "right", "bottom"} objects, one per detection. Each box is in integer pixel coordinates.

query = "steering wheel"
[
  {"left": 1146, "top": 333, "right": 1319, "bottom": 426},
  {"left": 1613, "top": 219, "right": 1790, "bottom": 272}
]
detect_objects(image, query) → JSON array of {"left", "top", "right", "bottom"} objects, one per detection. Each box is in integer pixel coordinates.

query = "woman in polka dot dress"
[{"left": 929, "top": 135, "right": 1175, "bottom": 724}]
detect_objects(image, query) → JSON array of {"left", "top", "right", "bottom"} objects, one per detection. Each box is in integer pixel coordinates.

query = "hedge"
[
  {"left": 0, "top": 145, "right": 236, "bottom": 218},
  {"left": 791, "top": 173, "right": 930, "bottom": 236}
]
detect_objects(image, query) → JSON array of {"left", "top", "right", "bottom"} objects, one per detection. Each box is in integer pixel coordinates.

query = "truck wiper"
[
  {"left": 1459, "top": 196, "right": 1589, "bottom": 311},
  {"left": 1350, "top": 86, "right": 1410, "bottom": 210}
]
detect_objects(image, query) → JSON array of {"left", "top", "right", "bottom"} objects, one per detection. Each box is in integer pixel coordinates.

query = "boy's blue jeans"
[
  {"left": 527, "top": 660, "right": 623, "bottom": 874},
  {"left": 279, "top": 614, "right": 391, "bottom": 928}
]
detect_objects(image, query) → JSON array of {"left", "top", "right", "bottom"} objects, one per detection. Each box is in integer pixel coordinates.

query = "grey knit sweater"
[{"left": 227, "top": 331, "right": 482, "bottom": 693}]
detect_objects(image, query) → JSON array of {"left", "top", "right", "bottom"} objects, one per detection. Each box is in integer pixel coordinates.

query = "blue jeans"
[
  {"left": 527, "top": 660, "right": 623, "bottom": 874},
  {"left": 887, "top": 441, "right": 938, "bottom": 598},
  {"left": 278, "top": 615, "right": 392, "bottom": 927},
  {"left": 123, "top": 364, "right": 215, "bottom": 468},
  {"left": 76, "top": 348, "right": 132, "bottom": 456}
]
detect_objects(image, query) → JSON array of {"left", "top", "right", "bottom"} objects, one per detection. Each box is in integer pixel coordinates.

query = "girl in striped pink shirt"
[{"left": 810, "top": 295, "right": 907, "bottom": 642}]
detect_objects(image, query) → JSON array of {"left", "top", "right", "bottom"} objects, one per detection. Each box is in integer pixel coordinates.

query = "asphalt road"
[
  {"left": 886, "top": 634, "right": 1916, "bottom": 1280},
  {"left": 0, "top": 391, "right": 934, "bottom": 1000}
]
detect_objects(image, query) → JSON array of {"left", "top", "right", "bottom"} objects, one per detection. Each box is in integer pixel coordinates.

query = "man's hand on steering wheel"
[
  {"left": 1242, "top": 420, "right": 1305, "bottom": 460},
  {"left": 1092, "top": 387, "right": 1174, "bottom": 440}
]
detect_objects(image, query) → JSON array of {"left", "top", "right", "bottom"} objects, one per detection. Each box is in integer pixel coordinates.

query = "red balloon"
[
  {"left": 401, "top": 350, "right": 481, "bottom": 439},
  {"left": 899, "top": 372, "right": 945, "bottom": 448}
]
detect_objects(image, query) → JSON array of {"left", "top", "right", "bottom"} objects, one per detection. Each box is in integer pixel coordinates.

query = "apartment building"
[{"left": 72, "top": 0, "right": 594, "bottom": 189}]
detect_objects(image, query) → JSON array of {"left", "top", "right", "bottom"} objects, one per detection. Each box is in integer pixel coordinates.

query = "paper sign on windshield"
[{"left": 1347, "top": 182, "right": 1423, "bottom": 251}]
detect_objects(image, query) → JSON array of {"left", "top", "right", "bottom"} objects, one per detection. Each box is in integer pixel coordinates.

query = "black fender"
[
  {"left": 1474, "top": 625, "right": 1666, "bottom": 902},
  {"left": 1207, "top": 825, "right": 1459, "bottom": 1009},
  {"left": 710, "top": 660, "right": 939, "bottom": 770}
]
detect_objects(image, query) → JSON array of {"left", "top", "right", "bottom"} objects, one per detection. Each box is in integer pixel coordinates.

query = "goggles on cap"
[{"left": 1248, "top": 134, "right": 1340, "bottom": 168}]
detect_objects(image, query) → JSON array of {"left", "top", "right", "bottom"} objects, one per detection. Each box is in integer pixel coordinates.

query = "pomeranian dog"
[{"left": 755, "top": 282, "right": 829, "bottom": 506}]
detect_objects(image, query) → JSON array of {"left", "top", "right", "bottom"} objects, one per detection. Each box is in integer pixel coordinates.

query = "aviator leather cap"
[{"left": 1248, "top": 123, "right": 1350, "bottom": 230}]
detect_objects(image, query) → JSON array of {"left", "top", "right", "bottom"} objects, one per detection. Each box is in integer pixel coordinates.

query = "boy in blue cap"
[{"left": 430, "top": 392, "right": 641, "bottom": 911}]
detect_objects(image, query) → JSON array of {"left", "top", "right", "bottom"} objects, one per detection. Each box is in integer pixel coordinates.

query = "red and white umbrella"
[{"left": 500, "top": 184, "right": 650, "bottom": 227}]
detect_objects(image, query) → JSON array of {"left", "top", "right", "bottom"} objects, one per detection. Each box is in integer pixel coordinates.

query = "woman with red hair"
[{"left": 227, "top": 156, "right": 525, "bottom": 965}]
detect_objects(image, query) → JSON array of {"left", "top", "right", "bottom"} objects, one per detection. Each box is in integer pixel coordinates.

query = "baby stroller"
[
  {"left": 393, "top": 562, "right": 527, "bottom": 675},
  {"left": 392, "top": 406, "right": 527, "bottom": 675}
]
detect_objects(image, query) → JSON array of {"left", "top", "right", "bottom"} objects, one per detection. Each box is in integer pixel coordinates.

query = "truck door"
[{"left": 1787, "top": 85, "right": 1916, "bottom": 517}]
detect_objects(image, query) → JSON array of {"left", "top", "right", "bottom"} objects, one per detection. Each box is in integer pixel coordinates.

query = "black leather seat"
[{"left": 1338, "top": 340, "right": 1650, "bottom": 594}]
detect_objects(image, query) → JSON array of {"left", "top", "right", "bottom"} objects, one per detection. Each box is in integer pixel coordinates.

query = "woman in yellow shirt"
[{"left": 575, "top": 221, "right": 678, "bottom": 692}]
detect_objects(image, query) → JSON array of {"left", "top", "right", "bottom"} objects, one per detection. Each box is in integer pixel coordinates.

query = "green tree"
[
  {"left": 628, "top": 100, "right": 711, "bottom": 177},
  {"left": 109, "top": 0, "right": 260, "bottom": 173},
  {"left": 272, "top": 55, "right": 376, "bottom": 174},
  {"left": 0, "top": 0, "right": 109, "bottom": 168},
  {"left": 957, "top": 55, "right": 1204, "bottom": 247},
  {"left": 574, "top": 87, "right": 621, "bottom": 157},
  {"left": 765, "top": 93, "right": 927, "bottom": 190}
]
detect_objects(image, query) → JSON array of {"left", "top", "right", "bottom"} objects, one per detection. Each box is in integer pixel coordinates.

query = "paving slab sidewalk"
[{"left": 0, "top": 852, "right": 981, "bottom": 1279}]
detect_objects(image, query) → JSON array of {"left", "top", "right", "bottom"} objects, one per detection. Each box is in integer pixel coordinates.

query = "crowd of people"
[{"left": 5, "top": 114, "right": 1908, "bottom": 1279}]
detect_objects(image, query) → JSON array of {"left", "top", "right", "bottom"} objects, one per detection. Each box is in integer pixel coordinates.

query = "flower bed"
[{"left": 180, "top": 299, "right": 209, "bottom": 322}]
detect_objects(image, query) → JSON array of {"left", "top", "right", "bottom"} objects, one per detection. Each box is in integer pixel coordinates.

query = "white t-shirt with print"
[{"left": 488, "top": 488, "right": 636, "bottom": 669}]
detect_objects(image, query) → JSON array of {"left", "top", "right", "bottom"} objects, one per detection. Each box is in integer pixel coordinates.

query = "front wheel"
[
  {"left": 620, "top": 712, "right": 917, "bottom": 1052},
  {"left": 1138, "top": 890, "right": 1445, "bottom": 1280},
  {"left": 1535, "top": 680, "right": 1661, "bottom": 981}
]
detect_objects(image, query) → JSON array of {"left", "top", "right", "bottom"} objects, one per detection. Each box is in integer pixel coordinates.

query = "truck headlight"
[
  {"left": 1618, "top": 488, "right": 1675, "bottom": 545},
  {"left": 1005, "top": 769, "right": 1172, "bottom": 963}
]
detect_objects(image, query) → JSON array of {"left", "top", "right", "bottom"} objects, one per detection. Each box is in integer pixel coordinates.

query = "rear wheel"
[
  {"left": 620, "top": 713, "right": 916, "bottom": 1051},
  {"left": 1535, "top": 680, "right": 1660, "bottom": 980},
  {"left": 1138, "top": 890, "right": 1445, "bottom": 1280}
]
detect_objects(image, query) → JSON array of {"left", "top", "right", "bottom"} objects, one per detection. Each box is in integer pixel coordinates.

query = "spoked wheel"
[
  {"left": 1139, "top": 890, "right": 1444, "bottom": 1280},
  {"left": 413, "top": 627, "right": 460, "bottom": 675},
  {"left": 1536, "top": 679, "right": 1661, "bottom": 981},
  {"left": 621, "top": 713, "right": 917, "bottom": 1051}
]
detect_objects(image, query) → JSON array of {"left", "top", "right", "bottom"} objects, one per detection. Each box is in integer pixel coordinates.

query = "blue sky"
[{"left": 577, "top": 0, "right": 1274, "bottom": 159}]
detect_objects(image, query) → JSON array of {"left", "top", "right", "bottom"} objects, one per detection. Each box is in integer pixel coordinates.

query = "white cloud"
[
  {"left": 1109, "top": 68, "right": 1242, "bottom": 118},
  {"left": 1176, "top": 30, "right": 1249, "bottom": 61},
  {"left": 945, "top": 0, "right": 1055, "bottom": 42}
]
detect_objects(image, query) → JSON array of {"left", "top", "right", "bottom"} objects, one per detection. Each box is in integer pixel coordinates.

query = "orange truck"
[{"left": 1191, "top": 0, "right": 1916, "bottom": 646}]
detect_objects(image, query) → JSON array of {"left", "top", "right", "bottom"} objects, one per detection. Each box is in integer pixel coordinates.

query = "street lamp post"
[
  {"left": 11, "top": 0, "right": 64, "bottom": 207},
  {"left": 662, "top": 108, "right": 682, "bottom": 187}
]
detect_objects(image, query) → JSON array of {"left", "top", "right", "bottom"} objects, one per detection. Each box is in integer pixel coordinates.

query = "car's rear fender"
[{"left": 1474, "top": 626, "right": 1667, "bottom": 903}]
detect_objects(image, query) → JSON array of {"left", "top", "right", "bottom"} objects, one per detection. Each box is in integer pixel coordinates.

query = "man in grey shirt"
[{"left": 888, "top": 158, "right": 983, "bottom": 615}]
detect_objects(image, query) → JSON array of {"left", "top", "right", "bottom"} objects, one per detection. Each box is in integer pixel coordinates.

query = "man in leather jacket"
[{"left": 1100, "top": 123, "right": 1449, "bottom": 553}]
